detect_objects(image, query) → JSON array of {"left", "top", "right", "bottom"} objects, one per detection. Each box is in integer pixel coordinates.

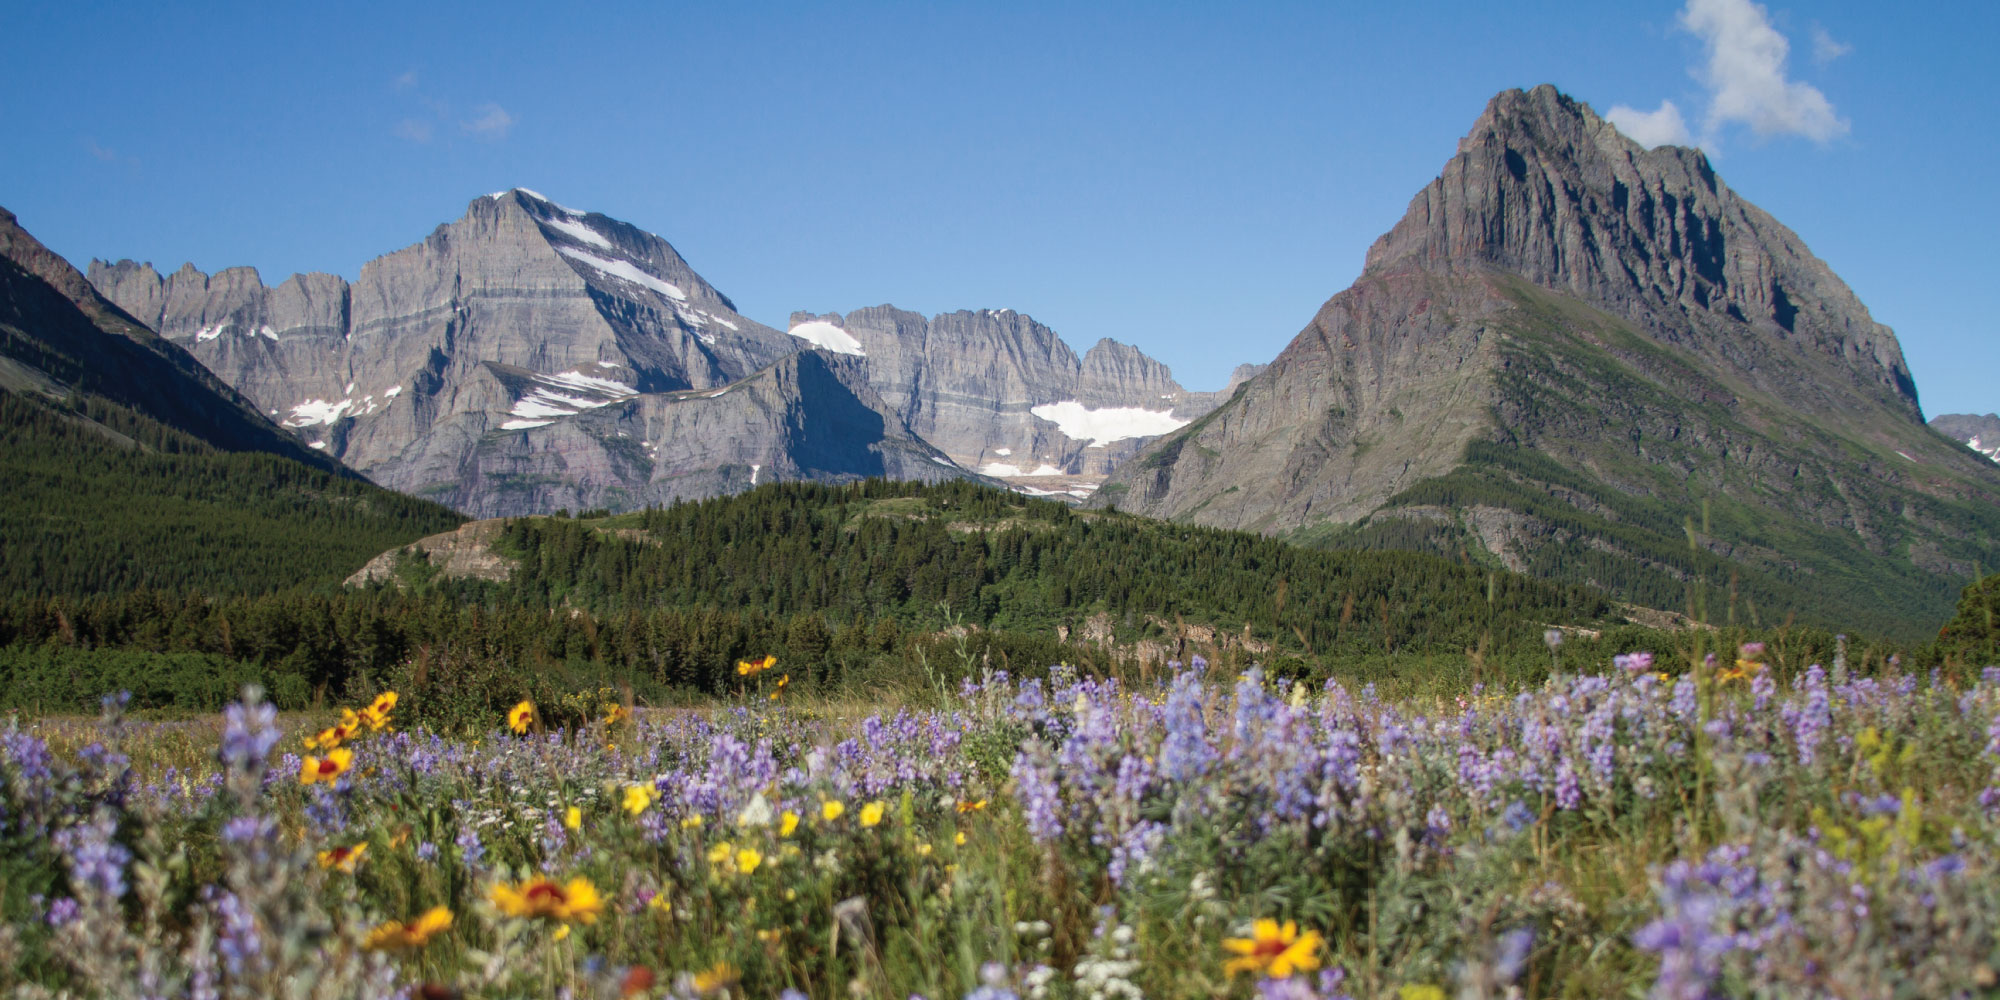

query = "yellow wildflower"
[
  {"left": 956, "top": 798, "right": 988, "bottom": 814},
  {"left": 507, "top": 700, "right": 536, "bottom": 734},
  {"left": 736, "top": 655, "right": 777, "bottom": 677},
  {"left": 780, "top": 810, "right": 800, "bottom": 837},
  {"left": 736, "top": 847, "right": 763, "bottom": 874},
  {"left": 690, "top": 962, "right": 740, "bottom": 995},
  {"left": 708, "top": 841, "right": 734, "bottom": 865},
  {"left": 603, "top": 704, "right": 632, "bottom": 726},
  {"left": 680, "top": 815, "right": 705, "bottom": 830},
  {"left": 860, "top": 800, "right": 886, "bottom": 827},
  {"left": 317, "top": 842, "right": 368, "bottom": 872},
  {"left": 489, "top": 876, "right": 605, "bottom": 924},
  {"left": 955, "top": 831, "right": 967, "bottom": 846},
  {"left": 1223, "top": 918, "right": 1323, "bottom": 978},
  {"left": 361, "top": 905, "right": 451, "bottom": 951},
  {"left": 624, "top": 783, "right": 658, "bottom": 816},
  {"left": 565, "top": 806, "right": 582, "bottom": 831},
  {"left": 821, "top": 799, "right": 846, "bottom": 822},
  {"left": 300, "top": 747, "right": 354, "bottom": 786}
]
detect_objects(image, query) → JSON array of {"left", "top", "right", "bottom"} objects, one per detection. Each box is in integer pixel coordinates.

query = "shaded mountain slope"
[{"left": 1096, "top": 85, "right": 2000, "bottom": 638}]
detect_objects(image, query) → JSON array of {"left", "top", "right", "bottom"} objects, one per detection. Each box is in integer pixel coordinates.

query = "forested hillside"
[
  {"left": 488, "top": 479, "right": 1615, "bottom": 656},
  {"left": 0, "top": 392, "right": 463, "bottom": 596}
]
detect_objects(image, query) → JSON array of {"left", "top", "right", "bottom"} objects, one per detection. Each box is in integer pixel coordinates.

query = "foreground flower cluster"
[{"left": 3, "top": 651, "right": 1999, "bottom": 998}]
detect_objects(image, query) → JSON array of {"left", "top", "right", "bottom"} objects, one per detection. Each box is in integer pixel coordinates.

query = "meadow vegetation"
[{"left": 4, "top": 631, "right": 2000, "bottom": 998}]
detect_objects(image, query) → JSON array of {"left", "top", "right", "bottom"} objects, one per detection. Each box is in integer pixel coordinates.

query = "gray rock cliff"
[{"left": 1095, "top": 84, "right": 2000, "bottom": 635}]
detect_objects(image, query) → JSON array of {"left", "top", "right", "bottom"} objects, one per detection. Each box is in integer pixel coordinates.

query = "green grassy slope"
[{"left": 0, "top": 391, "right": 464, "bottom": 596}]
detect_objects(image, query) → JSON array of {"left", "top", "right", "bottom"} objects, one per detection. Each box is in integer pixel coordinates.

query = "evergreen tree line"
[{"left": 0, "top": 391, "right": 464, "bottom": 596}]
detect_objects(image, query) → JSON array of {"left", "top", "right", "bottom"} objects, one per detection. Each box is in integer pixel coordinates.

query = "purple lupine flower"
[
  {"left": 1795, "top": 665, "right": 1830, "bottom": 766},
  {"left": 1555, "top": 759, "right": 1581, "bottom": 811},
  {"left": 213, "top": 889, "right": 261, "bottom": 976},
  {"left": 456, "top": 825, "right": 485, "bottom": 868},
  {"left": 219, "top": 691, "right": 280, "bottom": 776},
  {"left": 1011, "top": 749, "right": 1064, "bottom": 841},
  {"left": 45, "top": 896, "right": 78, "bottom": 927},
  {"left": 55, "top": 810, "right": 130, "bottom": 899}
]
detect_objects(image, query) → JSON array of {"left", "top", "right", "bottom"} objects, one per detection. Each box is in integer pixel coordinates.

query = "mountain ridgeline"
[
  {"left": 1094, "top": 85, "right": 2000, "bottom": 640},
  {"left": 89, "top": 191, "right": 1227, "bottom": 517},
  {"left": 0, "top": 206, "right": 464, "bottom": 596}
]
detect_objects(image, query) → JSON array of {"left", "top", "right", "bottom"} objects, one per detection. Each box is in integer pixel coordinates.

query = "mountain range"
[
  {"left": 1932, "top": 413, "right": 2000, "bottom": 463},
  {"left": 89, "top": 191, "right": 1227, "bottom": 516},
  {"left": 0, "top": 205, "right": 461, "bottom": 594},
  {"left": 1094, "top": 85, "right": 2000, "bottom": 637},
  {"left": 17, "top": 83, "right": 1997, "bottom": 636}
]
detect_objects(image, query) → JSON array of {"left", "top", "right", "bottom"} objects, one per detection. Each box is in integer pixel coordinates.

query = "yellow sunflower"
[
  {"left": 489, "top": 876, "right": 605, "bottom": 924},
  {"left": 300, "top": 747, "right": 354, "bottom": 786},
  {"left": 507, "top": 700, "right": 536, "bottom": 734},
  {"left": 361, "top": 905, "right": 452, "bottom": 951},
  {"left": 1223, "top": 918, "right": 1324, "bottom": 978}
]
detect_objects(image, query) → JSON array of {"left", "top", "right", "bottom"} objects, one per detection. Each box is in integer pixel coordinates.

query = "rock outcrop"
[
  {"left": 1932, "top": 414, "right": 2000, "bottom": 462},
  {"left": 1096, "top": 85, "right": 2000, "bottom": 636},
  {"left": 1, "top": 205, "right": 342, "bottom": 469},
  {"left": 783, "top": 306, "right": 1231, "bottom": 491},
  {"left": 91, "top": 190, "right": 1230, "bottom": 514},
  {"left": 90, "top": 189, "right": 802, "bottom": 507}
]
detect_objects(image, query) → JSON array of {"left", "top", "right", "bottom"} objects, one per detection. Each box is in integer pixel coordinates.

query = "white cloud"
[
  {"left": 462, "top": 103, "right": 516, "bottom": 140},
  {"left": 1809, "top": 24, "right": 1851, "bottom": 65},
  {"left": 1606, "top": 99, "right": 1693, "bottom": 149},
  {"left": 394, "top": 118, "right": 434, "bottom": 143},
  {"left": 1680, "top": 0, "right": 1848, "bottom": 143},
  {"left": 1609, "top": 0, "right": 1848, "bottom": 150},
  {"left": 84, "top": 139, "right": 118, "bottom": 162},
  {"left": 394, "top": 70, "right": 419, "bottom": 90}
]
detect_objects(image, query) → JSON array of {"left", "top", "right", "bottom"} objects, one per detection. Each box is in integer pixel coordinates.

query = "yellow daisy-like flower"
[
  {"left": 1223, "top": 918, "right": 1324, "bottom": 978},
  {"left": 954, "top": 831, "right": 967, "bottom": 846},
  {"left": 736, "top": 655, "right": 777, "bottom": 677},
  {"left": 780, "top": 810, "right": 800, "bottom": 837},
  {"left": 317, "top": 841, "right": 368, "bottom": 872},
  {"left": 624, "top": 783, "right": 658, "bottom": 816},
  {"left": 507, "top": 700, "right": 536, "bottom": 734},
  {"left": 736, "top": 847, "right": 763, "bottom": 874},
  {"left": 489, "top": 876, "right": 605, "bottom": 924},
  {"left": 680, "top": 815, "right": 705, "bottom": 829},
  {"left": 603, "top": 704, "right": 632, "bottom": 726},
  {"left": 369, "top": 691, "right": 399, "bottom": 716},
  {"left": 564, "top": 806, "right": 582, "bottom": 831},
  {"left": 361, "top": 905, "right": 451, "bottom": 951},
  {"left": 300, "top": 747, "right": 354, "bottom": 786},
  {"left": 690, "top": 962, "right": 740, "bottom": 995},
  {"left": 821, "top": 799, "right": 846, "bottom": 822},
  {"left": 956, "top": 798, "right": 988, "bottom": 814},
  {"left": 304, "top": 722, "right": 351, "bottom": 752},
  {"left": 859, "top": 800, "right": 886, "bottom": 827},
  {"left": 707, "top": 841, "right": 734, "bottom": 865}
]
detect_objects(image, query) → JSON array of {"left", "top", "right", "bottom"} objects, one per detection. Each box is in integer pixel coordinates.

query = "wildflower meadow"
[{"left": 5, "top": 644, "right": 2000, "bottom": 999}]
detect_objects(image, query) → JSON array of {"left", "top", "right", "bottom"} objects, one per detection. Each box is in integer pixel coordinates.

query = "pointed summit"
[{"left": 1097, "top": 85, "right": 2000, "bottom": 637}]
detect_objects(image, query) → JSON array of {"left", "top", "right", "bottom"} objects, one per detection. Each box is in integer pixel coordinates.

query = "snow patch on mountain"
[
  {"left": 554, "top": 246, "right": 687, "bottom": 302},
  {"left": 499, "top": 369, "right": 637, "bottom": 430},
  {"left": 786, "top": 320, "right": 866, "bottom": 357},
  {"left": 1968, "top": 435, "right": 2000, "bottom": 462},
  {"left": 540, "top": 215, "right": 614, "bottom": 250},
  {"left": 286, "top": 397, "right": 354, "bottom": 427},
  {"left": 1030, "top": 401, "right": 1188, "bottom": 447}
]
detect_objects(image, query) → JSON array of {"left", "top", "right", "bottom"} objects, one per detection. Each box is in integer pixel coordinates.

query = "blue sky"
[{"left": 3, "top": 1, "right": 1994, "bottom": 414}]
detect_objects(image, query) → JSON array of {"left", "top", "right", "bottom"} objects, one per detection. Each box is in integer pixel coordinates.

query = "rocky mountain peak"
[{"left": 1361, "top": 83, "right": 1916, "bottom": 420}]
